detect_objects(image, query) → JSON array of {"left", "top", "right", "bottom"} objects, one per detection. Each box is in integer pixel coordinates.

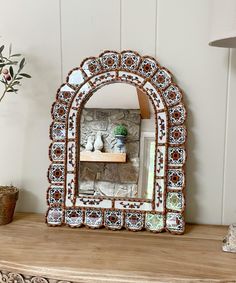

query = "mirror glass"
[{"left": 78, "top": 83, "right": 155, "bottom": 200}]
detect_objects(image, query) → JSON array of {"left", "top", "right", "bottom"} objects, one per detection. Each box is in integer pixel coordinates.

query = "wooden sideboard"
[{"left": 0, "top": 213, "right": 236, "bottom": 282}]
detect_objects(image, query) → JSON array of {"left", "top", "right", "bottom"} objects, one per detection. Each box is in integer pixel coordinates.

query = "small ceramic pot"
[
  {"left": 115, "top": 135, "right": 126, "bottom": 153},
  {"left": 0, "top": 186, "right": 19, "bottom": 225}
]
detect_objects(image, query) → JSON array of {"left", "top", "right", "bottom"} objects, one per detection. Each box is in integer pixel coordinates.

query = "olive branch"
[{"left": 0, "top": 44, "right": 31, "bottom": 103}]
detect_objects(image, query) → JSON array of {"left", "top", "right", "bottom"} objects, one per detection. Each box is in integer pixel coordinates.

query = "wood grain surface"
[
  {"left": 0, "top": 213, "right": 235, "bottom": 282},
  {"left": 80, "top": 152, "right": 127, "bottom": 163}
]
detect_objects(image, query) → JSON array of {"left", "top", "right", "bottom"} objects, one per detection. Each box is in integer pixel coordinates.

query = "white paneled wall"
[
  {"left": 0, "top": 0, "right": 235, "bottom": 224},
  {"left": 157, "top": 0, "right": 229, "bottom": 224}
]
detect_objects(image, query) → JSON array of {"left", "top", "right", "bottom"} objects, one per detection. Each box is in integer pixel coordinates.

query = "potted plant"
[
  {"left": 114, "top": 124, "right": 128, "bottom": 153},
  {"left": 0, "top": 43, "right": 31, "bottom": 225},
  {"left": 0, "top": 186, "right": 19, "bottom": 225}
]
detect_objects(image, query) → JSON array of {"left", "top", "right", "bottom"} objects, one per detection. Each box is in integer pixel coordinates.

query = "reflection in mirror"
[{"left": 78, "top": 83, "right": 155, "bottom": 200}]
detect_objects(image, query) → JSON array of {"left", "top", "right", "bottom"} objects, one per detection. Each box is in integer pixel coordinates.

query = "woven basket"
[{"left": 0, "top": 186, "right": 19, "bottom": 225}]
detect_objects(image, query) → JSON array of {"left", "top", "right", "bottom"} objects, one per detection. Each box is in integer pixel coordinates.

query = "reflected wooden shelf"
[{"left": 80, "top": 151, "right": 126, "bottom": 162}]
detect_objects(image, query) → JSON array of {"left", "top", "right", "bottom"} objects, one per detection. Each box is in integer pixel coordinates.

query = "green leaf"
[
  {"left": 9, "top": 66, "right": 14, "bottom": 77},
  {"left": 7, "top": 87, "right": 18, "bottom": 92},
  {"left": 19, "top": 58, "right": 25, "bottom": 70},
  {"left": 10, "top": 54, "right": 21, "bottom": 57},
  {"left": 20, "top": 73, "right": 31, "bottom": 78},
  {"left": 12, "top": 81, "right": 20, "bottom": 86},
  {"left": 0, "top": 45, "right": 4, "bottom": 54}
]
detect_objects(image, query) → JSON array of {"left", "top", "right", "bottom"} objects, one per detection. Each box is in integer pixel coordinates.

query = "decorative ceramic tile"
[
  {"left": 71, "top": 83, "right": 92, "bottom": 109},
  {"left": 49, "top": 142, "right": 65, "bottom": 162},
  {"left": 155, "top": 178, "right": 165, "bottom": 212},
  {"left": 115, "top": 200, "right": 152, "bottom": 211},
  {"left": 166, "top": 192, "right": 184, "bottom": 211},
  {"left": 51, "top": 102, "right": 68, "bottom": 122},
  {"left": 169, "top": 126, "right": 187, "bottom": 145},
  {"left": 143, "top": 81, "right": 165, "bottom": 111},
  {"left": 57, "top": 90, "right": 74, "bottom": 104},
  {"left": 157, "top": 112, "right": 167, "bottom": 144},
  {"left": 65, "top": 209, "right": 83, "bottom": 227},
  {"left": 167, "top": 169, "right": 185, "bottom": 190},
  {"left": 152, "top": 68, "right": 171, "bottom": 90},
  {"left": 48, "top": 164, "right": 64, "bottom": 184},
  {"left": 81, "top": 57, "right": 101, "bottom": 77},
  {"left": 57, "top": 84, "right": 75, "bottom": 100},
  {"left": 163, "top": 84, "right": 182, "bottom": 107},
  {"left": 145, "top": 213, "right": 164, "bottom": 232},
  {"left": 76, "top": 197, "right": 112, "bottom": 208},
  {"left": 104, "top": 210, "right": 124, "bottom": 230},
  {"left": 168, "top": 146, "right": 186, "bottom": 167},
  {"left": 121, "top": 51, "right": 141, "bottom": 71},
  {"left": 169, "top": 104, "right": 186, "bottom": 125},
  {"left": 90, "top": 71, "right": 116, "bottom": 88},
  {"left": 67, "top": 141, "right": 76, "bottom": 172},
  {"left": 138, "top": 57, "right": 158, "bottom": 78},
  {"left": 59, "top": 84, "right": 75, "bottom": 93},
  {"left": 156, "top": 145, "right": 166, "bottom": 177},
  {"left": 65, "top": 173, "right": 75, "bottom": 206},
  {"left": 84, "top": 209, "right": 103, "bottom": 228},
  {"left": 67, "top": 108, "right": 77, "bottom": 139},
  {"left": 47, "top": 207, "right": 63, "bottom": 225},
  {"left": 48, "top": 186, "right": 64, "bottom": 205},
  {"left": 166, "top": 212, "right": 185, "bottom": 233},
  {"left": 99, "top": 51, "right": 119, "bottom": 70},
  {"left": 67, "top": 68, "right": 86, "bottom": 86},
  {"left": 125, "top": 212, "right": 144, "bottom": 231},
  {"left": 50, "top": 122, "right": 66, "bottom": 141},
  {"left": 118, "top": 71, "right": 144, "bottom": 86}
]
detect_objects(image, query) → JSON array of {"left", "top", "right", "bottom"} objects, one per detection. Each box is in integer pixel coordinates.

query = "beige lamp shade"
[{"left": 209, "top": 0, "right": 236, "bottom": 48}]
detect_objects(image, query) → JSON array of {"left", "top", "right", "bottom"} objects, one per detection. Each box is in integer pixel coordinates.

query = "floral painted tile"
[
  {"left": 65, "top": 209, "right": 83, "bottom": 227},
  {"left": 145, "top": 213, "right": 164, "bottom": 232},
  {"left": 99, "top": 51, "right": 119, "bottom": 70},
  {"left": 47, "top": 207, "right": 63, "bottom": 226},
  {"left": 167, "top": 169, "right": 185, "bottom": 190},
  {"left": 166, "top": 192, "right": 184, "bottom": 211},
  {"left": 125, "top": 212, "right": 144, "bottom": 231},
  {"left": 166, "top": 212, "right": 185, "bottom": 233},
  {"left": 84, "top": 209, "right": 103, "bottom": 228},
  {"left": 104, "top": 210, "right": 124, "bottom": 230},
  {"left": 168, "top": 146, "right": 186, "bottom": 167},
  {"left": 48, "top": 186, "right": 64, "bottom": 205}
]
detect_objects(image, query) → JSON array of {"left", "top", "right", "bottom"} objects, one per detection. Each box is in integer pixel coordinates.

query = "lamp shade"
[{"left": 209, "top": 0, "right": 236, "bottom": 48}]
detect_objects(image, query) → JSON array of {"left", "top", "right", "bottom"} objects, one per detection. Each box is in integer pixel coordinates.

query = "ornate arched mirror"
[{"left": 47, "top": 50, "right": 187, "bottom": 234}]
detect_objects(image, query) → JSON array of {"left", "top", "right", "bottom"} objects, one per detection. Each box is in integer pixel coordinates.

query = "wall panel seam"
[
  {"left": 155, "top": 0, "right": 160, "bottom": 57},
  {"left": 155, "top": 0, "right": 158, "bottom": 57},
  {"left": 221, "top": 48, "right": 231, "bottom": 224},
  {"left": 120, "top": 0, "right": 122, "bottom": 51},
  {"left": 59, "top": 0, "right": 63, "bottom": 83}
]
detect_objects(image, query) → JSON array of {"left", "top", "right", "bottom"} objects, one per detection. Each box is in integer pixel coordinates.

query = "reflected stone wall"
[{"left": 79, "top": 109, "right": 141, "bottom": 198}]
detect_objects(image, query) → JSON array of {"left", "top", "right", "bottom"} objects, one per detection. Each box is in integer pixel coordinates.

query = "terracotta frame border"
[{"left": 46, "top": 50, "right": 187, "bottom": 234}]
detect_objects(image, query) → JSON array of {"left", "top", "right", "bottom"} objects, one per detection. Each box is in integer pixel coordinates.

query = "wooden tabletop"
[{"left": 0, "top": 213, "right": 235, "bottom": 282}]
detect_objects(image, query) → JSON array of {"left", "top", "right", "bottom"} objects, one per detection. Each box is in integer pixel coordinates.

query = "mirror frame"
[{"left": 47, "top": 50, "right": 187, "bottom": 234}]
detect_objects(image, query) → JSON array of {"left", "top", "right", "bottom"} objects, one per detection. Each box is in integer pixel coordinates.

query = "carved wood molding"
[{"left": 0, "top": 270, "right": 72, "bottom": 283}]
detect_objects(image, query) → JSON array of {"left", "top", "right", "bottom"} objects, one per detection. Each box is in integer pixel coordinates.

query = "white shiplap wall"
[{"left": 0, "top": 0, "right": 235, "bottom": 224}]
